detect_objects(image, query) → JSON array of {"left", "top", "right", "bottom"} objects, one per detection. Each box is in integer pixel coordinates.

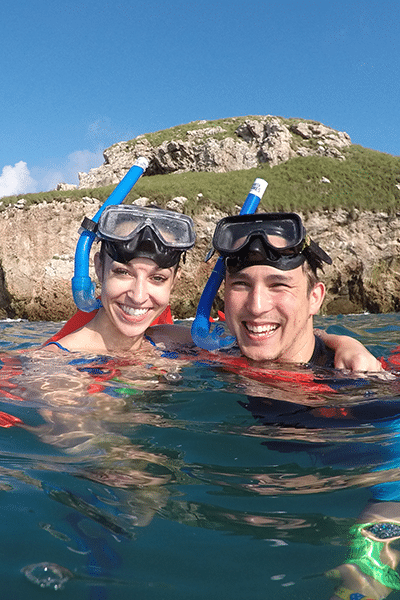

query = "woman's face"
[{"left": 95, "top": 253, "right": 177, "bottom": 341}]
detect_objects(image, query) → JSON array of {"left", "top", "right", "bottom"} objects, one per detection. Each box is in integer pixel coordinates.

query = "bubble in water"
[
  {"left": 160, "top": 371, "right": 183, "bottom": 384},
  {"left": 22, "top": 562, "right": 73, "bottom": 590}
]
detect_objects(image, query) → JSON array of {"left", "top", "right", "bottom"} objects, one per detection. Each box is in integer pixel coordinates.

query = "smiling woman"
[{"left": 45, "top": 204, "right": 196, "bottom": 355}]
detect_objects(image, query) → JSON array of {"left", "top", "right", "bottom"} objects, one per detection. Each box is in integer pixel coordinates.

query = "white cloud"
[
  {"left": 0, "top": 149, "right": 104, "bottom": 199},
  {"left": 64, "top": 149, "right": 104, "bottom": 184},
  {"left": 0, "top": 161, "right": 38, "bottom": 198}
]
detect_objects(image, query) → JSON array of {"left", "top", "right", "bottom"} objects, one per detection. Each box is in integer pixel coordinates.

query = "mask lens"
[
  {"left": 144, "top": 213, "right": 192, "bottom": 246},
  {"left": 97, "top": 206, "right": 195, "bottom": 249},
  {"left": 214, "top": 214, "right": 303, "bottom": 255}
]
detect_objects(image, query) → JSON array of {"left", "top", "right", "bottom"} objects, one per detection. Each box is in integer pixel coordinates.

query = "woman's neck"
[{"left": 89, "top": 309, "right": 147, "bottom": 354}]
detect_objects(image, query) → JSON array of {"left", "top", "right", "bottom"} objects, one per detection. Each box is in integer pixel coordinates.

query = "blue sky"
[{"left": 1, "top": 0, "right": 399, "bottom": 197}]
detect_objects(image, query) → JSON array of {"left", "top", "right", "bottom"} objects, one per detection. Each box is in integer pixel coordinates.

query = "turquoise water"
[{"left": 1, "top": 314, "right": 400, "bottom": 598}]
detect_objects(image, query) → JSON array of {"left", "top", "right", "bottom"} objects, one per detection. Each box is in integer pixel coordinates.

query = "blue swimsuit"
[{"left": 45, "top": 335, "right": 156, "bottom": 353}]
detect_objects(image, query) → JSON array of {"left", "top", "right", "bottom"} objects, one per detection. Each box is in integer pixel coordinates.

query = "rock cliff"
[
  {"left": 0, "top": 197, "right": 399, "bottom": 322},
  {"left": 0, "top": 115, "right": 398, "bottom": 322}
]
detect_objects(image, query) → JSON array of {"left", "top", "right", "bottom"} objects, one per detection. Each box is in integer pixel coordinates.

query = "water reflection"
[{"left": 1, "top": 315, "right": 400, "bottom": 597}]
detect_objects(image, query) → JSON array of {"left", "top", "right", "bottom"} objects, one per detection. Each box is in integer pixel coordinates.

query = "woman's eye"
[{"left": 152, "top": 275, "right": 167, "bottom": 283}]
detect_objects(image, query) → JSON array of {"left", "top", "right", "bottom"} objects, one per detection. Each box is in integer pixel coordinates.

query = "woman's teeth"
[{"left": 121, "top": 305, "right": 148, "bottom": 317}]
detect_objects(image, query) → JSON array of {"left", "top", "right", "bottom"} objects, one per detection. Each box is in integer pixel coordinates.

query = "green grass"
[
  {"left": 2, "top": 143, "right": 399, "bottom": 215},
  {"left": 121, "top": 115, "right": 265, "bottom": 148}
]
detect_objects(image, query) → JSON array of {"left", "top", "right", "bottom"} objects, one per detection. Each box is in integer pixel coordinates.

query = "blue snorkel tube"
[
  {"left": 71, "top": 157, "right": 149, "bottom": 312},
  {"left": 191, "top": 178, "right": 268, "bottom": 351}
]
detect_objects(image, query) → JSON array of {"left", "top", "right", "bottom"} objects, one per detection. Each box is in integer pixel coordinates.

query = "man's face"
[{"left": 224, "top": 264, "right": 325, "bottom": 363}]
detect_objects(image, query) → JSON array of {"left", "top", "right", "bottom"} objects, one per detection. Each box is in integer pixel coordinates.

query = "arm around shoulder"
[{"left": 315, "top": 329, "right": 383, "bottom": 372}]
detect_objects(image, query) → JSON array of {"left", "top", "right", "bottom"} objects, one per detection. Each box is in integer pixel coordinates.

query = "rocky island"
[{"left": 0, "top": 115, "right": 399, "bottom": 322}]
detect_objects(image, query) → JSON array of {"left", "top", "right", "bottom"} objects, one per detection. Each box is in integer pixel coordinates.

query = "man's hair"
[{"left": 302, "top": 259, "right": 320, "bottom": 296}]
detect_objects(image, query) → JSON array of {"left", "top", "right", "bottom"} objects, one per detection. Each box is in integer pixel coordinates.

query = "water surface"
[{"left": 1, "top": 314, "right": 400, "bottom": 599}]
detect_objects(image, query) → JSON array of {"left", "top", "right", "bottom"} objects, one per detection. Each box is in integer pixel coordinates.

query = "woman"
[{"left": 46, "top": 204, "right": 195, "bottom": 355}]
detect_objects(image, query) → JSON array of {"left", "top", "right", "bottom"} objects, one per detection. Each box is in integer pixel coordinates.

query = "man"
[
  {"left": 211, "top": 211, "right": 378, "bottom": 369},
  {"left": 212, "top": 211, "right": 396, "bottom": 600}
]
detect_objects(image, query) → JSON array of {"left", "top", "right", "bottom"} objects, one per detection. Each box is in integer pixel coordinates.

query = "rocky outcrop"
[
  {"left": 0, "top": 196, "right": 399, "bottom": 321},
  {"left": 78, "top": 116, "right": 351, "bottom": 188},
  {"left": 1, "top": 116, "right": 395, "bottom": 322}
]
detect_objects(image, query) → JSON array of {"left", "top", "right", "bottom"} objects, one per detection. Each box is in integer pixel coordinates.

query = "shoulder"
[
  {"left": 146, "top": 324, "right": 194, "bottom": 348},
  {"left": 308, "top": 334, "right": 335, "bottom": 368},
  {"left": 46, "top": 326, "right": 96, "bottom": 353}
]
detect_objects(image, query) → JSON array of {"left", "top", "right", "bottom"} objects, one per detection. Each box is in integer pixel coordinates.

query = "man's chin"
[{"left": 238, "top": 343, "right": 280, "bottom": 364}]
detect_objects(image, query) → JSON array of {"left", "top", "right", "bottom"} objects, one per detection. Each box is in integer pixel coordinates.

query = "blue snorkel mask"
[{"left": 72, "top": 157, "right": 149, "bottom": 312}]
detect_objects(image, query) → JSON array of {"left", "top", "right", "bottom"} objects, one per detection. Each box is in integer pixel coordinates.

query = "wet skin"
[
  {"left": 223, "top": 264, "right": 325, "bottom": 364},
  {"left": 93, "top": 253, "right": 177, "bottom": 352}
]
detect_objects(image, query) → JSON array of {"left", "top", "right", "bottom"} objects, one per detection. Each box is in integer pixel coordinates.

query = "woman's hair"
[{"left": 98, "top": 240, "right": 181, "bottom": 273}]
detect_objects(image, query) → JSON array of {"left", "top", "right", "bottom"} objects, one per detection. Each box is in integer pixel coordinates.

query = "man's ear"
[
  {"left": 94, "top": 252, "right": 103, "bottom": 283},
  {"left": 309, "top": 281, "right": 325, "bottom": 316}
]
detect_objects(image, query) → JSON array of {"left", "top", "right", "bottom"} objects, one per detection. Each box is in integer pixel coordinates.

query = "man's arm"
[{"left": 315, "top": 330, "right": 384, "bottom": 372}]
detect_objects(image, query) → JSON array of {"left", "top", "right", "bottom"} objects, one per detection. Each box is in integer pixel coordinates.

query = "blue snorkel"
[
  {"left": 71, "top": 157, "right": 149, "bottom": 312},
  {"left": 191, "top": 178, "right": 268, "bottom": 351}
]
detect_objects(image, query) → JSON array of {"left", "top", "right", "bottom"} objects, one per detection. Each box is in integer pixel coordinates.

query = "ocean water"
[{"left": 1, "top": 314, "right": 400, "bottom": 599}]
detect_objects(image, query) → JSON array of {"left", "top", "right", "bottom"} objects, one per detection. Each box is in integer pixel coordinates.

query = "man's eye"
[
  {"left": 271, "top": 283, "right": 290, "bottom": 289},
  {"left": 113, "top": 268, "right": 130, "bottom": 276}
]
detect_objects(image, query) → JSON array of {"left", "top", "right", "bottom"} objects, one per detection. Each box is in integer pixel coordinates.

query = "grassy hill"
[{"left": 2, "top": 143, "right": 400, "bottom": 215}]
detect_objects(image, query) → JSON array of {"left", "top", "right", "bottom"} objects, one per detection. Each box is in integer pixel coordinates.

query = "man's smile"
[{"left": 244, "top": 322, "right": 279, "bottom": 336}]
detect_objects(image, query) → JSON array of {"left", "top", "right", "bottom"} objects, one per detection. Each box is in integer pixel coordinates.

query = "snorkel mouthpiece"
[
  {"left": 191, "top": 178, "right": 268, "bottom": 351},
  {"left": 72, "top": 157, "right": 149, "bottom": 312}
]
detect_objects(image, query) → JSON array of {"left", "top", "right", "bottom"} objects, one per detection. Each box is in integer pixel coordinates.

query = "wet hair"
[
  {"left": 225, "top": 248, "right": 321, "bottom": 297},
  {"left": 302, "top": 259, "right": 320, "bottom": 296}
]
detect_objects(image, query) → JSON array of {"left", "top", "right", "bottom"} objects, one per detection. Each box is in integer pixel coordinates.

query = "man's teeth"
[
  {"left": 246, "top": 323, "right": 278, "bottom": 334},
  {"left": 121, "top": 305, "right": 148, "bottom": 316}
]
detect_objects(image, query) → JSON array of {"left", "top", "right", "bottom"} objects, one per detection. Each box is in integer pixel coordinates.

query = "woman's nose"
[{"left": 127, "top": 277, "right": 148, "bottom": 303}]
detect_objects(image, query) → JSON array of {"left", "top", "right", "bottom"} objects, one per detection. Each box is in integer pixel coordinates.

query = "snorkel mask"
[
  {"left": 97, "top": 205, "right": 196, "bottom": 269},
  {"left": 72, "top": 157, "right": 149, "bottom": 312},
  {"left": 212, "top": 212, "right": 332, "bottom": 273},
  {"left": 72, "top": 157, "right": 195, "bottom": 312}
]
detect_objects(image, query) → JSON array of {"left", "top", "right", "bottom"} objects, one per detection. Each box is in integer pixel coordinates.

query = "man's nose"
[{"left": 246, "top": 285, "right": 272, "bottom": 314}]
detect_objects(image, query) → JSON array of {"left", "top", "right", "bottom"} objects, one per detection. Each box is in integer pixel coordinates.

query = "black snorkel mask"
[
  {"left": 212, "top": 212, "right": 332, "bottom": 273},
  {"left": 96, "top": 205, "right": 196, "bottom": 269}
]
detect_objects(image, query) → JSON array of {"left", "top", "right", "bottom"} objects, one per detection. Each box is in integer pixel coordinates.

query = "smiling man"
[{"left": 212, "top": 212, "right": 334, "bottom": 366}]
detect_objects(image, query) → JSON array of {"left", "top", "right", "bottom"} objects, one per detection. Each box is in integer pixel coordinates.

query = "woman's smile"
[{"left": 118, "top": 304, "right": 150, "bottom": 319}]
